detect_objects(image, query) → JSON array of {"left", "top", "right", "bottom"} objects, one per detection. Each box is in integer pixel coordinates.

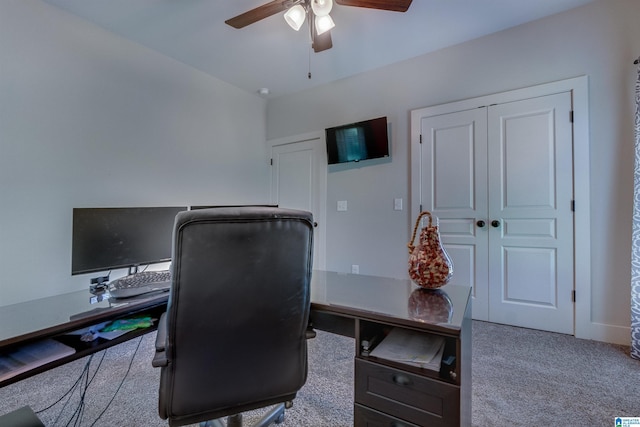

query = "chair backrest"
[{"left": 158, "top": 207, "right": 314, "bottom": 426}]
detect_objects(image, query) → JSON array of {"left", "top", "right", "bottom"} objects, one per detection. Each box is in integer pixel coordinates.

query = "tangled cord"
[{"left": 35, "top": 336, "right": 143, "bottom": 427}]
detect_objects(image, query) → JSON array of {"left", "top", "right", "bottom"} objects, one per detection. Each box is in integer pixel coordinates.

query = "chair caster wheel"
[{"left": 275, "top": 412, "right": 285, "bottom": 424}]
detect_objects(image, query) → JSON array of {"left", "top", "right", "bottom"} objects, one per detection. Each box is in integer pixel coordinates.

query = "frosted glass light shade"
[
  {"left": 311, "top": 0, "right": 333, "bottom": 16},
  {"left": 315, "top": 14, "right": 335, "bottom": 35},
  {"left": 284, "top": 5, "right": 306, "bottom": 31}
]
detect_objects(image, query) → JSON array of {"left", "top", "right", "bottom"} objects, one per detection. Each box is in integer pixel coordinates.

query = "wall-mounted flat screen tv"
[{"left": 325, "top": 116, "right": 389, "bottom": 165}]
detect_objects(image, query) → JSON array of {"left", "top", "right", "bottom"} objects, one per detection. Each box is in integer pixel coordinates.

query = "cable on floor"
[{"left": 88, "top": 336, "right": 143, "bottom": 427}]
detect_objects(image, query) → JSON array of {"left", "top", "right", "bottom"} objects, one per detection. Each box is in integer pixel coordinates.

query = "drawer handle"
[{"left": 392, "top": 374, "right": 411, "bottom": 386}]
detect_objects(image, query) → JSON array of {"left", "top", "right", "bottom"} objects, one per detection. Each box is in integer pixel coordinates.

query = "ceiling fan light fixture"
[
  {"left": 284, "top": 4, "right": 306, "bottom": 31},
  {"left": 311, "top": 0, "right": 333, "bottom": 16},
  {"left": 315, "top": 14, "right": 335, "bottom": 35}
]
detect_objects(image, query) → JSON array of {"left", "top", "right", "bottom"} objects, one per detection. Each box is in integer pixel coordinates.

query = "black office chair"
[{"left": 152, "top": 207, "right": 314, "bottom": 427}]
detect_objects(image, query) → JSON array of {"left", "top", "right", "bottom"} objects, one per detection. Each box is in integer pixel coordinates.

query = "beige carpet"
[{"left": 1, "top": 322, "right": 639, "bottom": 426}]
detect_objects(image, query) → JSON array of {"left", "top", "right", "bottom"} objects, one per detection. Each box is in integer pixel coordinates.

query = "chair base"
[{"left": 200, "top": 402, "right": 287, "bottom": 427}]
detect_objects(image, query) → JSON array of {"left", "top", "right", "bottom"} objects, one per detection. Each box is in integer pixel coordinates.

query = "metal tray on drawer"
[{"left": 355, "top": 358, "right": 460, "bottom": 427}]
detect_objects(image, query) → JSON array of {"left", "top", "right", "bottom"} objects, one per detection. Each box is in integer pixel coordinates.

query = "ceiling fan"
[{"left": 225, "top": 0, "right": 413, "bottom": 53}]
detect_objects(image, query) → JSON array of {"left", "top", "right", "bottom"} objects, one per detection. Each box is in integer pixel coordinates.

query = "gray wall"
[
  {"left": 2, "top": 0, "right": 638, "bottom": 344},
  {"left": 0, "top": 1, "right": 270, "bottom": 305},
  {"left": 266, "top": 0, "right": 640, "bottom": 343}
]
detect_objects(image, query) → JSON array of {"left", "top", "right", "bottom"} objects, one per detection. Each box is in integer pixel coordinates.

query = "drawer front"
[
  {"left": 355, "top": 404, "right": 421, "bottom": 427},
  {"left": 355, "top": 359, "right": 460, "bottom": 427}
]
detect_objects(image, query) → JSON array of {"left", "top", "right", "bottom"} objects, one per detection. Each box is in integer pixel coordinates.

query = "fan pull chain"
[{"left": 307, "top": 14, "right": 313, "bottom": 80}]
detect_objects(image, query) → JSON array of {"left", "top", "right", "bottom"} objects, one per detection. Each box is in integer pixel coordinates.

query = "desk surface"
[
  {"left": 1, "top": 271, "right": 469, "bottom": 348},
  {"left": 311, "top": 271, "right": 469, "bottom": 334},
  {"left": 0, "top": 290, "right": 169, "bottom": 348}
]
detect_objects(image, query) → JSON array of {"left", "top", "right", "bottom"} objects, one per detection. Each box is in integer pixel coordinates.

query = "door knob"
[
  {"left": 491, "top": 220, "right": 501, "bottom": 228},
  {"left": 314, "top": 222, "right": 318, "bottom": 228},
  {"left": 476, "top": 220, "right": 486, "bottom": 228}
]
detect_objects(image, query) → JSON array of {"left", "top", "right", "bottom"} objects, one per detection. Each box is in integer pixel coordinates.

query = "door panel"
[
  {"left": 502, "top": 246, "right": 557, "bottom": 304},
  {"left": 273, "top": 148, "right": 314, "bottom": 211},
  {"left": 503, "top": 218, "right": 556, "bottom": 238},
  {"left": 432, "top": 128, "right": 475, "bottom": 210},
  {"left": 420, "top": 109, "right": 489, "bottom": 320},
  {"left": 501, "top": 112, "right": 556, "bottom": 208},
  {"left": 487, "top": 93, "right": 574, "bottom": 334},
  {"left": 443, "top": 243, "right": 476, "bottom": 297}
]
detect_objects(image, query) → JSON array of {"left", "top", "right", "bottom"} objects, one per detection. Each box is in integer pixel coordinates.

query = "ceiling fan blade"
[
  {"left": 335, "top": 0, "right": 412, "bottom": 12},
  {"left": 313, "top": 30, "right": 333, "bottom": 52},
  {"left": 225, "top": 0, "right": 292, "bottom": 29}
]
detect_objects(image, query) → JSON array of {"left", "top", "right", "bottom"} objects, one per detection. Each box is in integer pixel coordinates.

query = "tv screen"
[
  {"left": 71, "top": 206, "right": 187, "bottom": 275},
  {"left": 325, "top": 116, "right": 389, "bottom": 164}
]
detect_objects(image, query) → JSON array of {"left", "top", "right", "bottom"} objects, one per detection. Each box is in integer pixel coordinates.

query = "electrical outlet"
[
  {"left": 351, "top": 264, "right": 359, "bottom": 274},
  {"left": 394, "top": 198, "right": 403, "bottom": 211}
]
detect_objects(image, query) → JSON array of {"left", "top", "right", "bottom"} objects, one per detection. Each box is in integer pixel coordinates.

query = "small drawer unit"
[
  {"left": 311, "top": 273, "right": 472, "bottom": 427},
  {"left": 355, "top": 358, "right": 460, "bottom": 427}
]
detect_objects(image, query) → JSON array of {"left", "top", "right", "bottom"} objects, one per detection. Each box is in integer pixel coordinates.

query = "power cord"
[
  {"left": 88, "top": 336, "right": 143, "bottom": 427},
  {"left": 35, "top": 349, "right": 106, "bottom": 426},
  {"left": 34, "top": 336, "right": 143, "bottom": 426},
  {"left": 65, "top": 358, "right": 92, "bottom": 427}
]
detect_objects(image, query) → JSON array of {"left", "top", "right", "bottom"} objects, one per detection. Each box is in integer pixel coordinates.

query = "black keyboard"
[{"left": 108, "top": 270, "right": 171, "bottom": 298}]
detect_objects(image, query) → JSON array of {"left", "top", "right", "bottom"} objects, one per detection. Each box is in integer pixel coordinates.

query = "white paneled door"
[
  {"left": 418, "top": 92, "right": 574, "bottom": 334},
  {"left": 270, "top": 137, "right": 326, "bottom": 271}
]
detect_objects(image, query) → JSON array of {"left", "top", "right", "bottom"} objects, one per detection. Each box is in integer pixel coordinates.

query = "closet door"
[
  {"left": 419, "top": 108, "right": 489, "bottom": 320},
  {"left": 487, "top": 93, "right": 574, "bottom": 334},
  {"left": 416, "top": 91, "right": 574, "bottom": 334}
]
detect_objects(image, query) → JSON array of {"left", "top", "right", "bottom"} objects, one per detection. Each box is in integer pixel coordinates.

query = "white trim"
[
  {"left": 411, "top": 76, "right": 593, "bottom": 340},
  {"left": 570, "top": 76, "right": 592, "bottom": 341},
  {"left": 267, "top": 131, "right": 328, "bottom": 271},
  {"left": 588, "top": 323, "right": 631, "bottom": 346}
]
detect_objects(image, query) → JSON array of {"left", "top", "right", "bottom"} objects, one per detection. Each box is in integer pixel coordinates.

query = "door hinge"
[
  {"left": 270, "top": 158, "right": 273, "bottom": 166},
  {"left": 419, "top": 204, "right": 423, "bottom": 212},
  {"left": 570, "top": 110, "right": 574, "bottom": 123},
  {"left": 571, "top": 200, "right": 575, "bottom": 211},
  {"left": 572, "top": 290, "right": 576, "bottom": 302},
  {"left": 419, "top": 134, "right": 423, "bottom": 144}
]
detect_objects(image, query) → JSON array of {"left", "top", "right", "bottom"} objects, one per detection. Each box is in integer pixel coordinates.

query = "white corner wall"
[
  {"left": 0, "top": 0, "right": 270, "bottom": 306},
  {"left": 266, "top": 0, "right": 640, "bottom": 344}
]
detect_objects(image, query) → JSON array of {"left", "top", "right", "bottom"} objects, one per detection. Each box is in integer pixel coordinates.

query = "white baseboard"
[{"left": 580, "top": 322, "right": 631, "bottom": 346}]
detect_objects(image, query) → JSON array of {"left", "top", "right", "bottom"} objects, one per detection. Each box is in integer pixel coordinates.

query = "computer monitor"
[{"left": 71, "top": 206, "right": 187, "bottom": 276}]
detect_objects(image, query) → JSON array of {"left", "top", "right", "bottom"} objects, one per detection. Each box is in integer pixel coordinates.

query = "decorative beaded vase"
[{"left": 407, "top": 211, "right": 454, "bottom": 289}]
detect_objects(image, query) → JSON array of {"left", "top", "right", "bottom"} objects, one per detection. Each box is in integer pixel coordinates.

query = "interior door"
[
  {"left": 487, "top": 93, "right": 574, "bottom": 334},
  {"left": 418, "top": 92, "right": 574, "bottom": 334},
  {"left": 419, "top": 108, "right": 489, "bottom": 320},
  {"left": 270, "top": 138, "right": 326, "bottom": 270}
]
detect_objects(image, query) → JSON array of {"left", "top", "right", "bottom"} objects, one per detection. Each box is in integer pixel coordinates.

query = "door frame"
[
  {"left": 268, "top": 131, "right": 328, "bottom": 271},
  {"left": 411, "top": 76, "right": 592, "bottom": 340}
]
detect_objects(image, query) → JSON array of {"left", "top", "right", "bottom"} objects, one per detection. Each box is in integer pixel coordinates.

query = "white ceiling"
[{"left": 42, "top": 0, "right": 595, "bottom": 98}]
